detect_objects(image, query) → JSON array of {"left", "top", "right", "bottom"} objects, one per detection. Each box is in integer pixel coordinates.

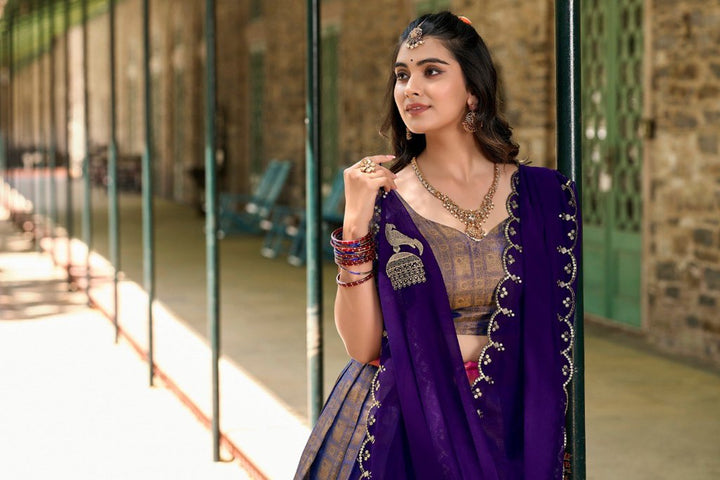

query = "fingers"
[
  {"left": 343, "top": 154, "right": 398, "bottom": 198},
  {"left": 373, "top": 154, "right": 396, "bottom": 164},
  {"left": 347, "top": 162, "right": 397, "bottom": 186},
  {"left": 355, "top": 154, "right": 395, "bottom": 168}
]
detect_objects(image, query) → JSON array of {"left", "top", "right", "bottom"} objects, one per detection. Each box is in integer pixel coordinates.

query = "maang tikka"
[{"left": 405, "top": 21, "right": 426, "bottom": 49}]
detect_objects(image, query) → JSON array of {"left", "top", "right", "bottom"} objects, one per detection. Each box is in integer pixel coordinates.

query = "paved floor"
[
  {"left": 3, "top": 174, "right": 720, "bottom": 479},
  {"left": 0, "top": 215, "right": 252, "bottom": 479}
]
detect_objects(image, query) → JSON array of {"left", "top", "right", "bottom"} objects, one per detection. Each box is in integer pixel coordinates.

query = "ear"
[{"left": 467, "top": 94, "right": 479, "bottom": 111}]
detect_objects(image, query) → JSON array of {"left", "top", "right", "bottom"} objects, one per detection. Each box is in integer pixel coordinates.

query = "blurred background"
[{"left": 0, "top": 0, "right": 718, "bottom": 479}]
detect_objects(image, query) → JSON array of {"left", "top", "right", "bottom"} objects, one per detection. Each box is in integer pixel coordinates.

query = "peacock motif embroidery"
[{"left": 384, "top": 223, "right": 427, "bottom": 290}]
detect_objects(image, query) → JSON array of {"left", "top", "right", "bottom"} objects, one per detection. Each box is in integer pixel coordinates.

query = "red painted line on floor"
[{"left": 90, "top": 296, "right": 270, "bottom": 480}]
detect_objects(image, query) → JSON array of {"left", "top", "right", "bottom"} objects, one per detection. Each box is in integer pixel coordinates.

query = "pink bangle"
[
  {"left": 330, "top": 227, "right": 373, "bottom": 246},
  {"left": 336, "top": 271, "right": 374, "bottom": 288}
]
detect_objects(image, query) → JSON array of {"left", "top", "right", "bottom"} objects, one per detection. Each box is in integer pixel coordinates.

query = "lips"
[{"left": 405, "top": 103, "right": 429, "bottom": 115}]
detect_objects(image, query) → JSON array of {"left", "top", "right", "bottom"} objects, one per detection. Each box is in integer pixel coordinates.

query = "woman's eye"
[
  {"left": 395, "top": 71, "right": 408, "bottom": 81},
  {"left": 425, "top": 66, "right": 442, "bottom": 76}
]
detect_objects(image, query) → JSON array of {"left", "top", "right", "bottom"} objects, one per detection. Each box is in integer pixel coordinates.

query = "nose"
[{"left": 404, "top": 75, "right": 421, "bottom": 98}]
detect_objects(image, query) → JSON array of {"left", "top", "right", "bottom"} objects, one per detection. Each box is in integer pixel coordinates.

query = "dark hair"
[{"left": 381, "top": 12, "right": 519, "bottom": 173}]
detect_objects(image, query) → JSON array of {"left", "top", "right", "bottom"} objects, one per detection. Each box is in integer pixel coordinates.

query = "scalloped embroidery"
[
  {"left": 357, "top": 363, "right": 384, "bottom": 478},
  {"left": 557, "top": 180, "right": 578, "bottom": 450},
  {"left": 471, "top": 170, "right": 521, "bottom": 404}
]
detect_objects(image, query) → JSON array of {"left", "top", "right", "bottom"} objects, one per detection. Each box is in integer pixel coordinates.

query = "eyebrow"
[{"left": 394, "top": 57, "right": 451, "bottom": 68}]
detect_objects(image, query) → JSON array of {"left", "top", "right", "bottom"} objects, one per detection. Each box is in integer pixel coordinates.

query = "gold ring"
[{"left": 359, "top": 158, "right": 376, "bottom": 174}]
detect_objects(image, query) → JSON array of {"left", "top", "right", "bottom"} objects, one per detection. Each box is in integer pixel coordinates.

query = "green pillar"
[
  {"left": 305, "top": 0, "right": 323, "bottom": 424},
  {"left": 204, "top": 0, "right": 221, "bottom": 461},
  {"left": 48, "top": 0, "right": 59, "bottom": 259},
  {"left": 555, "top": 1, "right": 586, "bottom": 479},
  {"left": 38, "top": 0, "right": 47, "bottom": 243},
  {"left": 0, "top": 25, "right": 4, "bottom": 194},
  {"left": 7, "top": 11, "right": 15, "bottom": 198},
  {"left": 81, "top": 0, "right": 92, "bottom": 296},
  {"left": 1, "top": 15, "right": 11, "bottom": 196},
  {"left": 108, "top": 0, "right": 120, "bottom": 343},
  {"left": 34, "top": 0, "right": 43, "bottom": 251},
  {"left": 64, "top": 0, "right": 74, "bottom": 285},
  {"left": 141, "top": 0, "right": 157, "bottom": 386}
]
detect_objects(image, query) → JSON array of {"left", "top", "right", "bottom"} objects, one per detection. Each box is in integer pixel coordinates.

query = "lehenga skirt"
[
  {"left": 294, "top": 358, "right": 482, "bottom": 479},
  {"left": 294, "top": 359, "right": 378, "bottom": 480}
]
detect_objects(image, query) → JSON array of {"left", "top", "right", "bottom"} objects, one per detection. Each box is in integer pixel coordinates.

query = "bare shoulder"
[
  {"left": 488, "top": 162, "right": 517, "bottom": 220},
  {"left": 393, "top": 162, "right": 415, "bottom": 190},
  {"left": 393, "top": 163, "right": 423, "bottom": 199},
  {"left": 499, "top": 162, "right": 519, "bottom": 180}
]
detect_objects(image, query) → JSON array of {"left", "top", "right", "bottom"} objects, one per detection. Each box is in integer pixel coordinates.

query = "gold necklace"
[{"left": 411, "top": 157, "right": 500, "bottom": 241}]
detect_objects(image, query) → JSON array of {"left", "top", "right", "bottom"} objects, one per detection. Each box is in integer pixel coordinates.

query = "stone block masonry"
[{"left": 5, "top": 0, "right": 719, "bottom": 366}]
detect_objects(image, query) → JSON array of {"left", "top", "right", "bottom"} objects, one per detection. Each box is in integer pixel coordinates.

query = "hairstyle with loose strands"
[{"left": 381, "top": 11, "right": 520, "bottom": 173}]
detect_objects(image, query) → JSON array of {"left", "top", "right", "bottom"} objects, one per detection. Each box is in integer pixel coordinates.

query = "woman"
[{"left": 296, "top": 11, "right": 579, "bottom": 480}]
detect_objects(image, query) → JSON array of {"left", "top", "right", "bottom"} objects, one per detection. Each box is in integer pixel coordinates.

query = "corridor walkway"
[{"left": 0, "top": 210, "right": 251, "bottom": 479}]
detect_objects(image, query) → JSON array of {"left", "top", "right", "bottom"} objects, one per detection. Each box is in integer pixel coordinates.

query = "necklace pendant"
[{"left": 465, "top": 224, "right": 485, "bottom": 242}]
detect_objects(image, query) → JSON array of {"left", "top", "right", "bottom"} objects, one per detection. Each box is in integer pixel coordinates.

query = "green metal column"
[
  {"left": 141, "top": 0, "right": 157, "bottom": 386},
  {"left": 1, "top": 26, "right": 5, "bottom": 199},
  {"left": 33, "top": 0, "right": 42, "bottom": 251},
  {"left": 37, "top": 0, "right": 47, "bottom": 243},
  {"left": 555, "top": 1, "right": 585, "bottom": 479},
  {"left": 108, "top": 0, "right": 120, "bottom": 343},
  {"left": 0, "top": 25, "right": 4, "bottom": 197},
  {"left": 305, "top": 0, "right": 323, "bottom": 424},
  {"left": 64, "top": 0, "right": 74, "bottom": 285},
  {"left": 48, "top": 0, "right": 59, "bottom": 259},
  {"left": 203, "top": 0, "right": 221, "bottom": 461},
  {"left": 1, "top": 14, "right": 11, "bottom": 200},
  {"left": 7, "top": 12, "right": 15, "bottom": 196},
  {"left": 81, "top": 0, "right": 92, "bottom": 295}
]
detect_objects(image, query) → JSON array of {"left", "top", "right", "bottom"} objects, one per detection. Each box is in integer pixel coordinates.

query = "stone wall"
[
  {"left": 456, "top": 0, "right": 556, "bottom": 167},
  {"left": 646, "top": 0, "right": 720, "bottom": 364},
  {"left": 6, "top": 0, "right": 555, "bottom": 198},
  {"left": 4, "top": 0, "right": 720, "bottom": 365},
  {"left": 217, "top": 0, "right": 249, "bottom": 195},
  {"left": 336, "top": 0, "right": 409, "bottom": 167}
]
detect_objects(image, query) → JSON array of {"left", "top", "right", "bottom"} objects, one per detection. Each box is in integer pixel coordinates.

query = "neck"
[{"left": 419, "top": 128, "right": 494, "bottom": 182}]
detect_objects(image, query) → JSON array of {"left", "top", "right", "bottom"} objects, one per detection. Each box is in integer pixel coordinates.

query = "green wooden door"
[{"left": 581, "top": 0, "right": 643, "bottom": 327}]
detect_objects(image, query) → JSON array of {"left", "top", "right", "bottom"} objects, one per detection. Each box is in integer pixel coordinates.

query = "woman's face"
[{"left": 393, "top": 36, "right": 476, "bottom": 137}]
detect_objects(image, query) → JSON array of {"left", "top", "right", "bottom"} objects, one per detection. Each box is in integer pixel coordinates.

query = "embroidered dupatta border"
[
  {"left": 355, "top": 170, "right": 580, "bottom": 477},
  {"left": 357, "top": 194, "right": 387, "bottom": 479},
  {"left": 471, "top": 170, "right": 521, "bottom": 401},
  {"left": 557, "top": 179, "right": 579, "bottom": 449},
  {"left": 470, "top": 171, "right": 579, "bottom": 423}
]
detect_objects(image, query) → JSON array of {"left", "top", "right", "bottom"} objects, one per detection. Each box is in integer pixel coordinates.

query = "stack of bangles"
[{"left": 331, "top": 227, "right": 376, "bottom": 287}]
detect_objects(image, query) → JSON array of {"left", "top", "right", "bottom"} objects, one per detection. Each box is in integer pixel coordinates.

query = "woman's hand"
[
  {"left": 342, "top": 155, "right": 396, "bottom": 239},
  {"left": 333, "top": 154, "right": 395, "bottom": 363}
]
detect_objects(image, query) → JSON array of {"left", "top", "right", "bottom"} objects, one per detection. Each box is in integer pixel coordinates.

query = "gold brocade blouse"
[{"left": 399, "top": 196, "right": 508, "bottom": 336}]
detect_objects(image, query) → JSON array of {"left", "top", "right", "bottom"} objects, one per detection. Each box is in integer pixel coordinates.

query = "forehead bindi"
[{"left": 395, "top": 38, "right": 454, "bottom": 66}]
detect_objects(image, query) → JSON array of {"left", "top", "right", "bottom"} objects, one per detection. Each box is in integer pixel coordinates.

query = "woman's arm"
[{"left": 334, "top": 155, "right": 396, "bottom": 363}]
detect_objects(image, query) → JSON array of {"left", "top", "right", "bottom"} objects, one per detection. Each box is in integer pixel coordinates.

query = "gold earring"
[
  {"left": 462, "top": 110, "right": 480, "bottom": 133},
  {"left": 406, "top": 128, "right": 412, "bottom": 140}
]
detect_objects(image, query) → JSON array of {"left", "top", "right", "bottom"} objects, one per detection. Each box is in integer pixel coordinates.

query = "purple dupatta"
[{"left": 350, "top": 165, "right": 580, "bottom": 480}]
